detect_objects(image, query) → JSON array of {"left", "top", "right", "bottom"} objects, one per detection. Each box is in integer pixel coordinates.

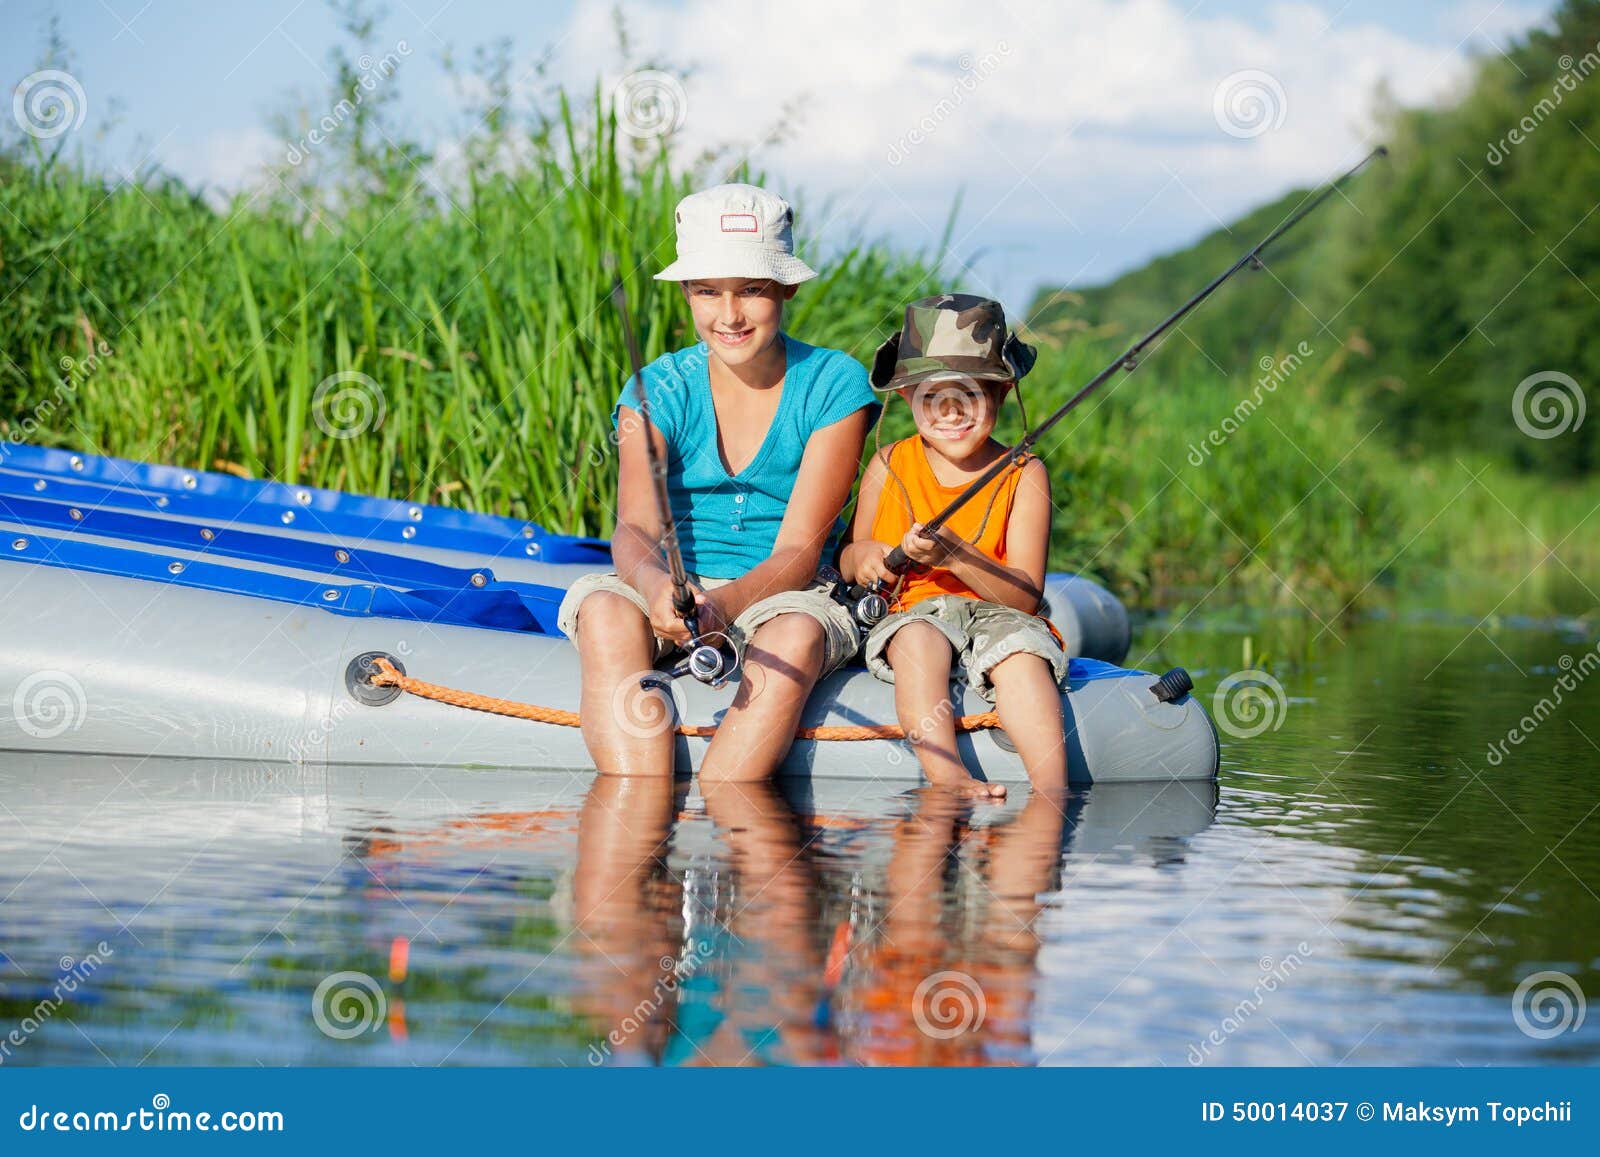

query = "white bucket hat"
[{"left": 654, "top": 183, "right": 817, "bottom": 285}]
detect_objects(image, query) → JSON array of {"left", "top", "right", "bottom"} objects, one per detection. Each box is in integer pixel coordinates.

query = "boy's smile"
[{"left": 903, "top": 378, "right": 1007, "bottom": 463}]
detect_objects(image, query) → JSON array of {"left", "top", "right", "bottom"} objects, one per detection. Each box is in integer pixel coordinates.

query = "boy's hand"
[
  {"left": 853, "top": 540, "right": 900, "bottom": 587},
  {"left": 899, "top": 522, "right": 953, "bottom": 568}
]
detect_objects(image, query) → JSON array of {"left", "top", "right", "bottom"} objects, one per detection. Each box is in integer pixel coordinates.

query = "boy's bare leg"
[
  {"left": 888, "top": 623, "right": 1006, "bottom": 800},
  {"left": 988, "top": 653, "right": 1068, "bottom": 790},
  {"left": 698, "top": 613, "right": 826, "bottom": 784},
  {"left": 575, "top": 592, "right": 676, "bottom": 777}
]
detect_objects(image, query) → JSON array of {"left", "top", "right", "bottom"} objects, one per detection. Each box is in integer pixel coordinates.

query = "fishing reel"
[
  {"left": 820, "top": 565, "right": 892, "bottom": 631},
  {"left": 640, "top": 594, "right": 739, "bottom": 692}
]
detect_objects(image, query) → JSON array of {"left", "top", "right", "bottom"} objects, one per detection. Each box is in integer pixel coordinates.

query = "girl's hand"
[
  {"left": 899, "top": 523, "right": 953, "bottom": 568},
  {"left": 644, "top": 576, "right": 726, "bottom": 645}
]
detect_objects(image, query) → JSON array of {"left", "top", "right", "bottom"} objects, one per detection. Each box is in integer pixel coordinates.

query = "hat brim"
[
  {"left": 654, "top": 250, "right": 817, "bottom": 285},
  {"left": 872, "top": 366, "right": 1017, "bottom": 393}
]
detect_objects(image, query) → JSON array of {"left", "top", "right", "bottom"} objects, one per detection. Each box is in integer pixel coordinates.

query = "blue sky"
[{"left": 2, "top": 0, "right": 1559, "bottom": 307}]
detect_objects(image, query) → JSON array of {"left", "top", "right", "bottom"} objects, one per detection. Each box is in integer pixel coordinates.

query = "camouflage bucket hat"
[{"left": 870, "top": 293, "right": 1038, "bottom": 392}]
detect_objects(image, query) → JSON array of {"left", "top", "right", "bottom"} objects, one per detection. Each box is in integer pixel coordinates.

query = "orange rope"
[{"left": 368, "top": 657, "right": 1000, "bottom": 741}]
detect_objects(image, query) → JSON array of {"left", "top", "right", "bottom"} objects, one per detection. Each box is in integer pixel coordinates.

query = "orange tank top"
[{"left": 869, "top": 437, "right": 1030, "bottom": 613}]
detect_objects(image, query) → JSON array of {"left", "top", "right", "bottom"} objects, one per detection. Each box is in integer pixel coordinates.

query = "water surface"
[{"left": 1, "top": 617, "right": 1596, "bottom": 1066}]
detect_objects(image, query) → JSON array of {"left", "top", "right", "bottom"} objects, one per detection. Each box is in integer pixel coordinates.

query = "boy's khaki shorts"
[
  {"left": 557, "top": 571, "right": 861, "bottom": 677},
  {"left": 862, "top": 594, "right": 1067, "bottom": 702}
]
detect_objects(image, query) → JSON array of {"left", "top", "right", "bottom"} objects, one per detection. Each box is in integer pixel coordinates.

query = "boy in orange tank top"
[{"left": 841, "top": 295, "right": 1066, "bottom": 799}]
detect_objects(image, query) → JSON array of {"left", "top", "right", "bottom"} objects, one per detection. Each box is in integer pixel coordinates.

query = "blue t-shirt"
[{"left": 613, "top": 334, "right": 876, "bottom": 578}]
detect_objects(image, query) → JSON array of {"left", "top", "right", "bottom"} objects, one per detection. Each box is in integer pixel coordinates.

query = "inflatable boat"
[{"left": 0, "top": 444, "right": 1218, "bottom": 783}]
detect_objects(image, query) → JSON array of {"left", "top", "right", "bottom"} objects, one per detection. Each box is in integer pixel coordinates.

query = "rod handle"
[{"left": 884, "top": 545, "right": 910, "bottom": 573}]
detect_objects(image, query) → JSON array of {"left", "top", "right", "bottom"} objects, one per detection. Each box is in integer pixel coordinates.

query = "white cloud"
[
  {"left": 544, "top": 0, "right": 1527, "bottom": 301},
  {"left": 157, "top": 125, "right": 281, "bottom": 196}
]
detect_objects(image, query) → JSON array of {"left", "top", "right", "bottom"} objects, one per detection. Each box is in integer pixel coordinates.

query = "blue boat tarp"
[
  {"left": 3, "top": 528, "right": 566, "bottom": 634},
  {"left": 0, "top": 442, "right": 612, "bottom": 564}
]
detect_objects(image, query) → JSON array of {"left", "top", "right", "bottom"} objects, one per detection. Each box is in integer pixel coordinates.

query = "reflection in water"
[
  {"left": 564, "top": 776, "right": 1208, "bottom": 1066},
  {"left": 0, "top": 619, "right": 1595, "bottom": 1065}
]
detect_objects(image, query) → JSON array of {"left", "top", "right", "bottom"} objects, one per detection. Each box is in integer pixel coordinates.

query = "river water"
[{"left": 1, "top": 616, "right": 1596, "bottom": 1066}]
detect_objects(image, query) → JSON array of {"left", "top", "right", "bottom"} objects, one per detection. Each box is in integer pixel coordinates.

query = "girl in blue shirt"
[{"left": 558, "top": 183, "right": 877, "bottom": 781}]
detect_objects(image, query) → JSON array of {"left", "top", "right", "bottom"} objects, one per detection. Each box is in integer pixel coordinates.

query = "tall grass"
[
  {"left": 0, "top": 88, "right": 938, "bottom": 536},
  {"left": 2, "top": 48, "right": 1595, "bottom": 617}
]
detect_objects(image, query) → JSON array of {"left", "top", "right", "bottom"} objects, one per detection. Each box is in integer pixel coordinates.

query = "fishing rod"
[
  {"left": 853, "top": 146, "right": 1389, "bottom": 622},
  {"left": 608, "top": 271, "right": 733, "bottom": 687}
]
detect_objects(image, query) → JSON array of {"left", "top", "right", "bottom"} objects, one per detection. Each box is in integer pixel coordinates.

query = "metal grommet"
[
  {"left": 32, "top": 479, "right": 46, "bottom": 491},
  {"left": 295, "top": 489, "right": 311, "bottom": 505},
  {"left": 69, "top": 456, "right": 84, "bottom": 471},
  {"left": 401, "top": 526, "right": 416, "bottom": 540},
  {"left": 68, "top": 508, "right": 83, "bottom": 521},
  {"left": 524, "top": 542, "right": 538, "bottom": 557},
  {"left": 11, "top": 537, "right": 27, "bottom": 551},
  {"left": 334, "top": 549, "right": 350, "bottom": 564},
  {"left": 167, "top": 561, "right": 184, "bottom": 574},
  {"left": 345, "top": 651, "right": 405, "bottom": 707},
  {"left": 155, "top": 496, "right": 169, "bottom": 508},
  {"left": 321, "top": 588, "right": 339, "bottom": 602},
  {"left": 407, "top": 506, "right": 423, "bottom": 522},
  {"left": 281, "top": 511, "right": 295, "bottom": 524},
  {"left": 469, "top": 572, "right": 487, "bottom": 588},
  {"left": 522, "top": 526, "right": 535, "bottom": 539},
  {"left": 200, "top": 528, "right": 215, "bottom": 541},
  {"left": 181, "top": 473, "right": 197, "bottom": 489}
]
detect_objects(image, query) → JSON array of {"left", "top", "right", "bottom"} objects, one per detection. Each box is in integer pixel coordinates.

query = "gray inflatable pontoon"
[{"left": 0, "top": 446, "right": 1218, "bottom": 784}]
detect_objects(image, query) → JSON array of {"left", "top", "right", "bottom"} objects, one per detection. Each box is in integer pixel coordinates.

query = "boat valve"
[{"left": 1148, "top": 667, "right": 1194, "bottom": 703}]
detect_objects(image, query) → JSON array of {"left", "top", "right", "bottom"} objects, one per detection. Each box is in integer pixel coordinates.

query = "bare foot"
[{"left": 928, "top": 775, "right": 1008, "bottom": 801}]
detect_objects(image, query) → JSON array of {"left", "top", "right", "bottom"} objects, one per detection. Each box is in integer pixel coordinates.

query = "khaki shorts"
[
  {"left": 557, "top": 571, "right": 860, "bottom": 677},
  {"left": 862, "top": 594, "right": 1067, "bottom": 702}
]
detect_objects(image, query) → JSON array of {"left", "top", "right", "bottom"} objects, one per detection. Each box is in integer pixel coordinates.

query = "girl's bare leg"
[
  {"left": 698, "top": 613, "right": 826, "bottom": 784},
  {"left": 575, "top": 592, "right": 675, "bottom": 777}
]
